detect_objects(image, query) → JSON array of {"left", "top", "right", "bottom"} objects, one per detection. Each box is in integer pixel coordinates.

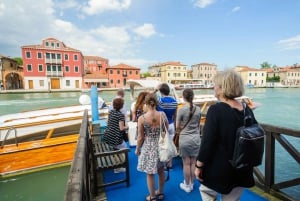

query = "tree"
[
  {"left": 141, "top": 72, "right": 151, "bottom": 78},
  {"left": 13, "top": 57, "right": 23, "bottom": 65},
  {"left": 260, "top": 61, "right": 272, "bottom": 69}
]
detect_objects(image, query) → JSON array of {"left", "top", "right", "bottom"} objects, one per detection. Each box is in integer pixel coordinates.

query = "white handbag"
[{"left": 158, "top": 112, "right": 177, "bottom": 162}]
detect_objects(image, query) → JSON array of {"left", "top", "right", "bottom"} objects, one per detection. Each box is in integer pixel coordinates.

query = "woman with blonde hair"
[{"left": 195, "top": 69, "right": 258, "bottom": 201}]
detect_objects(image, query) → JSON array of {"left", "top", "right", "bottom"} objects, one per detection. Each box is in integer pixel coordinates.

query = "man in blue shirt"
[{"left": 156, "top": 83, "right": 178, "bottom": 168}]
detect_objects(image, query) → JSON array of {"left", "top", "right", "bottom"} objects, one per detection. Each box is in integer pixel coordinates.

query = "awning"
[{"left": 84, "top": 79, "right": 108, "bottom": 83}]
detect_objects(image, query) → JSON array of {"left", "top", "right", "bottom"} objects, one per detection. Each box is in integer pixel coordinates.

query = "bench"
[{"left": 89, "top": 134, "right": 130, "bottom": 195}]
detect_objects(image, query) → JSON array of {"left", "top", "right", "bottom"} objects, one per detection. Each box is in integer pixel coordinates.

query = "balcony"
[
  {"left": 46, "top": 71, "right": 63, "bottom": 77},
  {"left": 45, "top": 58, "right": 62, "bottom": 64}
]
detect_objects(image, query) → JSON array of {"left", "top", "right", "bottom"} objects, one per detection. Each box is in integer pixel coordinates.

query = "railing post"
[{"left": 265, "top": 130, "right": 275, "bottom": 192}]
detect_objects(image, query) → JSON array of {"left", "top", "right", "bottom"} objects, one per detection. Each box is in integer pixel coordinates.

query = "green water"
[
  {"left": 0, "top": 166, "right": 70, "bottom": 201},
  {"left": 0, "top": 88, "right": 299, "bottom": 199}
]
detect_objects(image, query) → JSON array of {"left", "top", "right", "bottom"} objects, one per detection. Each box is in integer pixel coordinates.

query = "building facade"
[
  {"left": 0, "top": 55, "right": 23, "bottom": 90},
  {"left": 106, "top": 63, "right": 141, "bottom": 88},
  {"left": 148, "top": 61, "right": 187, "bottom": 83},
  {"left": 82, "top": 56, "right": 109, "bottom": 89},
  {"left": 191, "top": 62, "right": 217, "bottom": 87},
  {"left": 21, "top": 38, "right": 84, "bottom": 90},
  {"left": 235, "top": 66, "right": 267, "bottom": 87}
]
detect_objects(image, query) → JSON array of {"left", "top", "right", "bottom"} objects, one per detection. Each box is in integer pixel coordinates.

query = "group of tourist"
[{"left": 103, "top": 69, "right": 258, "bottom": 201}]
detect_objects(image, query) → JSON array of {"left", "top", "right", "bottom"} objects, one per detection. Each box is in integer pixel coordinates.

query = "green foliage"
[
  {"left": 260, "top": 61, "right": 272, "bottom": 69},
  {"left": 266, "top": 76, "right": 280, "bottom": 82},
  {"left": 141, "top": 72, "right": 151, "bottom": 78},
  {"left": 13, "top": 57, "right": 23, "bottom": 65}
]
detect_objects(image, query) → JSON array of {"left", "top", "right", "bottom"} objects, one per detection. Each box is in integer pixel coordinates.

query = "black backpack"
[{"left": 230, "top": 103, "right": 265, "bottom": 169}]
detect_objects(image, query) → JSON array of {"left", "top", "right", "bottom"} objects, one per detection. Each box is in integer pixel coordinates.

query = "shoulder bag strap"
[{"left": 179, "top": 105, "right": 196, "bottom": 131}]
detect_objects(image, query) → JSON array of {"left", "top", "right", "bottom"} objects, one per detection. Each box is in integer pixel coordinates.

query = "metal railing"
[{"left": 254, "top": 123, "right": 300, "bottom": 201}]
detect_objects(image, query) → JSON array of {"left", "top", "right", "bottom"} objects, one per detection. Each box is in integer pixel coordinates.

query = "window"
[
  {"left": 110, "top": 79, "right": 113, "bottom": 84},
  {"left": 46, "top": 53, "right": 50, "bottom": 59},
  {"left": 45, "top": 42, "right": 49, "bottom": 46},
  {"left": 52, "top": 65, "right": 57, "bottom": 71},
  {"left": 74, "top": 66, "right": 79, "bottom": 72},
  {"left": 47, "top": 65, "right": 51, "bottom": 71},
  {"left": 117, "top": 70, "right": 120, "bottom": 74},
  {"left": 129, "top": 71, "right": 132, "bottom": 75},
  {"left": 51, "top": 42, "right": 54, "bottom": 47},
  {"left": 65, "top": 66, "right": 69, "bottom": 72},
  {"left": 117, "top": 79, "right": 120, "bottom": 84},
  {"left": 51, "top": 53, "right": 55, "bottom": 59},
  {"left": 136, "top": 71, "right": 138, "bottom": 75},
  {"left": 26, "top": 52, "right": 31, "bottom": 58},
  {"left": 66, "top": 80, "right": 70, "bottom": 86},
  {"left": 38, "top": 64, "right": 43, "bottom": 71},
  {"left": 27, "top": 64, "right": 32, "bottom": 71},
  {"left": 74, "top": 54, "right": 78, "bottom": 61},
  {"left": 56, "top": 43, "right": 60, "bottom": 48},
  {"left": 57, "top": 54, "right": 61, "bottom": 59},
  {"left": 37, "top": 52, "right": 42, "bottom": 59},
  {"left": 110, "top": 70, "right": 113, "bottom": 74},
  {"left": 65, "top": 54, "right": 69, "bottom": 60},
  {"left": 39, "top": 80, "right": 44, "bottom": 87}
]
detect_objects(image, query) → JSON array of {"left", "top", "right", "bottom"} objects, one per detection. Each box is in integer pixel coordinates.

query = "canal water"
[{"left": 0, "top": 88, "right": 299, "bottom": 200}]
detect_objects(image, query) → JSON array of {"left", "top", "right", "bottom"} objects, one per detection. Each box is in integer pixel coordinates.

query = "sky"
[{"left": 0, "top": 0, "right": 300, "bottom": 72}]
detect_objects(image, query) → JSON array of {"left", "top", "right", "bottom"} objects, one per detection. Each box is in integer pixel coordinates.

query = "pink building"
[{"left": 21, "top": 38, "right": 84, "bottom": 90}]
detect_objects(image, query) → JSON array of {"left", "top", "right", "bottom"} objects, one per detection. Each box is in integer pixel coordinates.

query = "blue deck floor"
[{"left": 103, "top": 147, "right": 268, "bottom": 201}]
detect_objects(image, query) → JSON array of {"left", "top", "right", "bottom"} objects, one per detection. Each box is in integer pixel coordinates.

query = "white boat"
[
  {"left": 175, "top": 83, "right": 214, "bottom": 90},
  {"left": 0, "top": 94, "right": 109, "bottom": 176}
]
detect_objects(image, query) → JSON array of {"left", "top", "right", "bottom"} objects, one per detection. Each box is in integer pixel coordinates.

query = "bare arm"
[{"left": 135, "top": 116, "right": 145, "bottom": 155}]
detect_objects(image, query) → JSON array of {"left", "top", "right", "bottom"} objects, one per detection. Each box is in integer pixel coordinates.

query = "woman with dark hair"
[
  {"left": 104, "top": 98, "right": 128, "bottom": 173},
  {"left": 176, "top": 88, "right": 201, "bottom": 193},
  {"left": 132, "top": 91, "right": 149, "bottom": 140},
  {"left": 135, "top": 93, "right": 168, "bottom": 201},
  {"left": 132, "top": 91, "right": 149, "bottom": 122}
]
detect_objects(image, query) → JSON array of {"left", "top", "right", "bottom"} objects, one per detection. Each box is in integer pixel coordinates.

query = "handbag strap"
[{"left": 178, "top": 105, "right": 196, "bottom": 132}]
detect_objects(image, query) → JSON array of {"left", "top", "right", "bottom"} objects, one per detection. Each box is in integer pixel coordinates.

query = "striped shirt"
[
  {"left": 104, "top": 110, "right": 124, "bottom": 146},
  {"left": 157, "top": 95, "right": 177, "bottom": 124}
]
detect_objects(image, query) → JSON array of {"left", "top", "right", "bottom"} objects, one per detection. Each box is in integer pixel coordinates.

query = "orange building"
[
  {"left": 107, "top": 63, "right": 141, "bottom": 88},
  {"left": 83, "top": 56, "right": 109, "bottom": 89},
  {"left": 21, "top": 38, "right": 84, "bottom": 90}
]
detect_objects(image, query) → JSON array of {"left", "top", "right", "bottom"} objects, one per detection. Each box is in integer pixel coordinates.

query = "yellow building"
[
  {"left": 234, "top": 66, "right": 267, "bottom": 87},
  {"left": 148, "top": 61, "right": 188, "bottom": 83}
]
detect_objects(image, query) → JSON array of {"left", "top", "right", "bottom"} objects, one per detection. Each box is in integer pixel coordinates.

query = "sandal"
[
  {"left": 155, "top": 191, "right": 165, "bottom": 200},
  {"left": 146, "top": 195, "right": 157, "bottom": 201}
]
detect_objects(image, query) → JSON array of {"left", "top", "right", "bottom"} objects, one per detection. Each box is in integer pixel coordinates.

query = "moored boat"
[{"left": 0, "top": 94, "right": 108, "bottom": 176}]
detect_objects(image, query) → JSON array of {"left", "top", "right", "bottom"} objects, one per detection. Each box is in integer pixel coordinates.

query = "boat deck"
[{"left": 92, "top": 146, "right": 281, "bottom": 201}]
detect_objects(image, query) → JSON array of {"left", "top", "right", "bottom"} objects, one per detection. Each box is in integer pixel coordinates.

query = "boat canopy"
[{"left": 127, "top": 79, "right": 179, "bottom": 101}]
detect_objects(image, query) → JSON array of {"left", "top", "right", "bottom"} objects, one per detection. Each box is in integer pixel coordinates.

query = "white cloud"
[
  {"left": 83, "top": 0, "right": 131, "bottom": 15},
  {"left": 91, "top": 26, "right": 130, "bottom": 44},
  {"left": 232, "top": 6, "right": 240, "bottom": 12},
  {"left": 194, "top": 0, "right": 216, "bottom": 8},
  {"left": 133, "top": 24, "right": 157, "bottom": 38},
  {"left": 278, "top": 35, "right": 300, "bottom": 50}
]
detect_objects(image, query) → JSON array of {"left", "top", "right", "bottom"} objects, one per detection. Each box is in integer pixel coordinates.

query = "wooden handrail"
[{"left": 254, "top": 123, "right": 300, "bottom": 201}]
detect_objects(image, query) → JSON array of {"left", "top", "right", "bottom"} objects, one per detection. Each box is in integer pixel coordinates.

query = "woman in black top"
[
  {"left": 195, "top": 70, "right": 257, "bottom": 201},
  {"left": 104, "top": 98, "right": 128, "bottom": 149}
]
